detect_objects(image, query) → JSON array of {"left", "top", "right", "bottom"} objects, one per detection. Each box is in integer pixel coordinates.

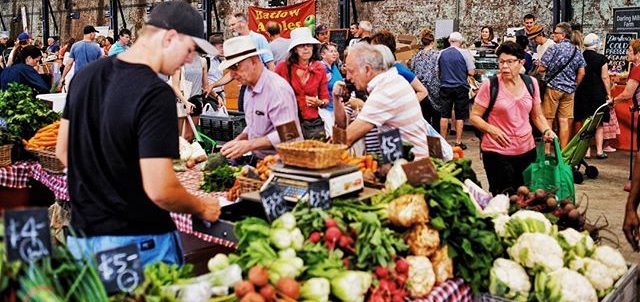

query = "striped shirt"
[{"left": 357, "top": 71, "right": 430, "bottom": 159}]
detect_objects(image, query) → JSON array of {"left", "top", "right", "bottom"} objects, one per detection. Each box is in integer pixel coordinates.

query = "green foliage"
[{"left": 0, "top": 83, "right": 59, "bottom": 143}]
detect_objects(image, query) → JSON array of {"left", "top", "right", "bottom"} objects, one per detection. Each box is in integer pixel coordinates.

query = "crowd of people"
[{"left": 1, "top": 3, "right": 640, "bottom": 259}]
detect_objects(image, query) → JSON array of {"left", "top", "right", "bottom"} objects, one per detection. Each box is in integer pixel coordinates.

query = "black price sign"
[
  {"left": 379, "top": 128, "right": 403, "bottom": 164},
  {"left": 308, "top": 179, "right": 331, "bottom": 209},
  {"left": 260, "top": 184, "right": 288, "bottom": 222},
  {"left": 4, "top": 208, "right": 51, "bottom": 263},
  {"left": 333, "top": 125, "right": 348, "bottom": 145},
  {"left": 613, "top": 7, "right": 640, "bottom": 33},
  {"left": 276, "top": 121, "right": 301, "bottom": 142},
  {"left": 427, "top": 136, "right": 443, "bottom": 159},
  {"left": 402, "top": 158, "right": 439, "bottom": 186},
  {"left": 96, "top": 244, "right": 144, "bottom": 294},
  {"left": 604, "top": 32, "right": 638, "bottom": 74}
]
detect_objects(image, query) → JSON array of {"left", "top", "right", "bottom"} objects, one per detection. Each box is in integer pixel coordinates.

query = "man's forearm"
[
  {"left": 153, "top": 180, "right": 207, "bottom": 216},
  {"left": 249, "top": 136, "right": 272, "bottom": 151}
]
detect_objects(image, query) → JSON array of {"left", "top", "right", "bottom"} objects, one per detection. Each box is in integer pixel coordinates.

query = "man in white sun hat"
[
  {"left": 57, "top": 1, "right": 221, "bottom": 266},
  {"left": 220, "top": 35, "right": 301, "bottom": 161}
]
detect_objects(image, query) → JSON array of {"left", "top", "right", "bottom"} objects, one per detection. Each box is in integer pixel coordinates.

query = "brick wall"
[{"left": 0, "top": 0, "right": 636, "bottom": 47}]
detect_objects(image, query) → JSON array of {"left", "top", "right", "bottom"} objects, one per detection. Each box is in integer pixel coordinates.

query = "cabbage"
[
  {"left": 272, "top": 212, "right": 297, "bottom": 230},
  {"left": 535, "top": 268, "right": 597, "bottom": 302},
  {"left": 489, "top": 258, "right": 531, "bottom": 302},
  {"left": 592, "top": 245, "right": 628, "bottom": 280},
  {"left": 503, "top": 210, "right": 552, "bottom": 243},
  {"left": 270, "top": 228, "right": 292, "bottom": 250},
  {"left": 569, "top": 257, "right": 614, "bottom": 298},
  {"left": 330, "top": 271, "right": 372, "bottom": 302},
  {"left": 268, "top": 257, "right": 304, "bottom": 284},
  {"left": 300, "top": 278, "right": 330, "bottom": 302},
  {"left": 557, "top": 228, "right": 595, "bottom": 259},
  {"left": 508, "top": 233, "right": 563, "bottom": 273}
]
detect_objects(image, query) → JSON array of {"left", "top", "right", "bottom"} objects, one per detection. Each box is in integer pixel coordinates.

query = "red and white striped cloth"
[
  {"left": 413, "top": 278, "right": 473, "bottom": 302},
  {"left": 0, "top": 161, "right": 36, "bottom": 189},
  {"left": 30, "top": 162, "right": 69, "bottom": 201}
]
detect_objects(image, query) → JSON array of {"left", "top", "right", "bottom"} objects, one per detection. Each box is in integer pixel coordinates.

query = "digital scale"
[{"left": 262, "top": 163, "right": 364, "bottom": 202}]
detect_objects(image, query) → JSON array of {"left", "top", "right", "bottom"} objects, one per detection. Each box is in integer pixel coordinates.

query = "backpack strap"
[
  {"left": 482, "top": 76, "right": 500, "bottom": 121},
  {"left": 520, "top": 74, "right": 535, "bottom": 98}
]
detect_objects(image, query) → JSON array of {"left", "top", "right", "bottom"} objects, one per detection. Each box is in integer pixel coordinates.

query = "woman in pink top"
[{"left": 470, "top": 42, "right": 556, "bottom": 195}]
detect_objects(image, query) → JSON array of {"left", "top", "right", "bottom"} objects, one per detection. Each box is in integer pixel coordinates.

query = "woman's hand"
[
  {"left": 543, "top": 129, "right": 557, "bottom": 143},
  {"left": 184, "top": 101, "right": 195, "bottom": 114},
  {"left": 487, "top": 125, "right": 511, "bottom": 147},
  {"left": 305, "top": 96, "right": 321, "bottom": 108}
]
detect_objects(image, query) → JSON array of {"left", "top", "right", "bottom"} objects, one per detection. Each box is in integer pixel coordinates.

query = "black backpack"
[{"left": 473, "top": 74, "right": 537, "bottom": 138}]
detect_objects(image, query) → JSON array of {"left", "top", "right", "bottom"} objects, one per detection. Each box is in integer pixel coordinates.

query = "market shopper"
[
  {"left": 470, "top": 42, "right": 556, "bottom": 195},
  {"left": 204, "top": 34, "right": 230, "bottom": 102},
  {"left": 411, "top": 28, "right": 442, "bottom": 133},
  {"left": 316, "top": 24, "right": 330, "bottom": 43},
  {"left": 349, "top": 21, "right": 372, "bottom": 47},
  {"left": 320, "top": 42, "right": 343, "bottom": 136},
  {"left": 528, "top": 25, "right": 555, "bottom": 64},
  {"left": 0, "top": 45, "right": 50, "bottom": 93},
  {"left": 474, "top": 26, "right": 498, "bottom": 49},
  {"left": 108, "top": 28, "right": 131, "bottom": 56},
  {"left": 219, "top": 36, "right": 301, "bottom": 160},
  {"left": 60, "top": 25, "right": 103, "bottom": 87},
  {"left": 267, "top": 21, "right": 290, "bottom": 65},
  {"left": 56, "top": 1, "right": 221, "bottom": 265},
  {"left": 333, "top": 43, "right": 430, "bottom": 159},
  {"left": 538, "top": 22, "right": 586, "bottom": 148},
  {"left": 275, "top": 27, "right": 329, "bottom": 140}
]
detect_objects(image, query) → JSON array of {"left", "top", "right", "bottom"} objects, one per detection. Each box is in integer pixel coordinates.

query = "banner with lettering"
[
  {"left": 604, "top": 32, "right": 638, "bottom": 74},
  {"left": 248, "top": 0, "right": 316, "bottom": 39}
]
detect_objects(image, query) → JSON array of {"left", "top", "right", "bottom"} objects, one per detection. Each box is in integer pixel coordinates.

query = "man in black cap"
[
  {"left": 60, "top": 25, "right": 103, "bottom": 86},
  {"left": 56, "top": 2, "right": 220, "bottom": 266},
  {"left": 316, "top": 24, "right": 329, "bottom": 43}
]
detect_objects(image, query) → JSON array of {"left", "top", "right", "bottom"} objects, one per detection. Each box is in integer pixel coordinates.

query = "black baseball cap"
[
  {"left": 145, "top": 1, "right": 218, "bottom": 56},
  {"left": 83, "top": 25, "right": 99, "bottom": 35}
]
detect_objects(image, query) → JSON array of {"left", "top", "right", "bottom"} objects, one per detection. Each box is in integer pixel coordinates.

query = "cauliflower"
[
  {"left": 493, "top": 214, "right": 510, "bottom": 238},
  {"left": 388, "top": 194, "right": 429, "bottom": 227},
  {"left": 489, "top": 258, "right": 531, "bottom": 302},
  {"left": 405, "top": 223, "right": 440, "bottom": 257},
  {"left": 430, "top": 245, "right": 453, "bottom": 284},
  {"left": 569, "top": 257, "right": 614, "bottom": 297},
  {"left": 483, "top": 194, "right": 510, "bottom": 217},
  {"left": 592, "top": 245, "right": 628, "bottom": 280},
  {"left": 508, "top": 233, "right": 563, "bottom": 273},
  {"left": 557, "top": 228, "right": 595, "bottom": 259},
  {"left": 535, "top": 268, "right": 597, "bottom": 302},
  {"left": 503, "top": 210, "right": 552, "bottom": 242},
  {"left": 406, "top": 256, "right": 436, "bottom": 298}
]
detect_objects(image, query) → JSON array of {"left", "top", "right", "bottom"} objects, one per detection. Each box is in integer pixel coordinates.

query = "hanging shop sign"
[{"left": 248, "top": 0, "right": 316, "bottom": 39}]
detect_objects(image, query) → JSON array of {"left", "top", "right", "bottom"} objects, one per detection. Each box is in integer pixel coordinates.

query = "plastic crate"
[
  {"left": 200, "top": 111, "right": 246, "bottom": 143},
  {"left": 474, "top": 264, "right": 639, "bottom": 302}
]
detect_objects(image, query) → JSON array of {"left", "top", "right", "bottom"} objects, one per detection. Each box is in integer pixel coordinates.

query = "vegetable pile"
[
  {"left": 0, "top": 83, "right": 60, "bottom": 145},
  {"left": 200, "top": 153, "right": 241, "bottom": 193}
]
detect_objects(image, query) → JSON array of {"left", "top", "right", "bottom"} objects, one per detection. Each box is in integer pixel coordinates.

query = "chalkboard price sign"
[
  {"left": 308, "top": 179, "right": 331, "bottom": 209},
  {"left": 96, "top": 244, "right": 144, "bottom": 294},
  {"left": 260, "top": 184, "right": 288, "bottom": 222},
  {"left": 276, "top": 120, "right": 301, "bottom": 142},
  {"left": 4, "top": 208, "right": 51, "bottom": 263},
  {"left": 613, "top": 7, "right": 640, "bottom": 33},
  {"left": 605, "top": 32, "right": 638, "bottom": 74},
  {"left": 379, "top": 128, "right": 403, "bottom": 164},
  {"left": 402, "top": 158, "right": 439, "bottom": 186},
  {"left": 427, "top": 136, "right": 443, "bottom": 159}
]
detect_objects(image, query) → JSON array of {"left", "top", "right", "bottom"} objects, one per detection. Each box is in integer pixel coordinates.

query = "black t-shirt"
[{"left": 63, "top": 56, "right": 179, "bottom": 236}]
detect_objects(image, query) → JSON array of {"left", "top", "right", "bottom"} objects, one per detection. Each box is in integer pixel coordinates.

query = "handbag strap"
[{"left": 546, "top": 45, "right": 578, "bottom": 83}]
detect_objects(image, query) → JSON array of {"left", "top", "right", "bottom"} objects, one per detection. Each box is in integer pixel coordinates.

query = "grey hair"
[
  {"left": 555, "top": 22, "right": 572, "bottom": 40},
  {"left": 373, "top": 44, "right": 395, "bottom": 69},
  {"left": 348, "top": 42, "right": 387, "bottom": 71},
  {"left": 359, "top": 21, "right": 373, "bottom": 32}
]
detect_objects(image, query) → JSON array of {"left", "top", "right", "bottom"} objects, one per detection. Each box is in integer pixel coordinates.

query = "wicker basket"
[
  {"left": 0, "top": 144, "right": 12, "bottom": 167},
  {"left": 275, "top": 140, "right": 347, "bottom": 170},
  {"left": 30, "top": 147, "right": 65, "bottom": 174},
  {"left": 237, "top": 176, "right": 264, "bottom": 194}
]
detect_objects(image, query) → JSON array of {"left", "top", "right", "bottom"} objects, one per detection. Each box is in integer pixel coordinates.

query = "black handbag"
[{"left": 301, "top": 118, "right": 326, "bottom": 140}]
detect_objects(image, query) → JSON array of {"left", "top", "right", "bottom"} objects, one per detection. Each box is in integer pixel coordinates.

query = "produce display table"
[{"left": 0, "top": 161, "right": 37, "bottom": 189}]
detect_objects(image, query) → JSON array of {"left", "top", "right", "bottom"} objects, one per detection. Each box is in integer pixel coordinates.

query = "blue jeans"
[{"left": 66, "top": 231, "right": 184, "bottom": 267}]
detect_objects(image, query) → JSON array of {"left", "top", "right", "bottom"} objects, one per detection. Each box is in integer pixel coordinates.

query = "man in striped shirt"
[{"left": 334, "top": 43, "right": 430, "bottom": 159}]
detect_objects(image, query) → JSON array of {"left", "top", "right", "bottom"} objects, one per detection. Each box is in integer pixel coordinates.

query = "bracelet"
[{"left": 543, "top": 129, "right": 551, "bottom": 135}]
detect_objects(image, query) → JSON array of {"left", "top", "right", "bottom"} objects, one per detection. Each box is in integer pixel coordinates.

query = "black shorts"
[{"left": 439, "top": 86, "right": 470, "bottom": 119}]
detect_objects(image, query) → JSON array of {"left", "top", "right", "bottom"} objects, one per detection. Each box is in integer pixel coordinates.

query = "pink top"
[{"left": 475, "top": 76, "right": 541, "bottom": 155}]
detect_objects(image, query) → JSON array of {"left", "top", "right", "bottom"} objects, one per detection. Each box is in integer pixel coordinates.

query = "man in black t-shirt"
[{"left": 56, "top": 1, "right": 221, "bottom": 266}]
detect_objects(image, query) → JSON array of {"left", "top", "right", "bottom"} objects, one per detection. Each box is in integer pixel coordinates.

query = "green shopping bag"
[{"left": 523, "top": 138, "right": 575, "bottom": 202}]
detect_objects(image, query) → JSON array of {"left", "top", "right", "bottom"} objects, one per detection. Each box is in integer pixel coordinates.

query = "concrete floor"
[{"left": 455, "top": 132, "right": 640, "bottom": 264}]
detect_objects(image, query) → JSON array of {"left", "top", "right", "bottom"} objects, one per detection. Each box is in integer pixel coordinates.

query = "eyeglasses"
[
  {"left": 498, "top": 59, "right": 520, "bottom": 66},
  {"left": 297, "top": 44, "right": 314, "bottom": 48}
]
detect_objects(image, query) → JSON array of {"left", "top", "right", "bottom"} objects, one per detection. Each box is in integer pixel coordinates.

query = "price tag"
[
  {"left": 332, "top": 125, "right": 348, "bottom": 145},
  {"left": 402, "top": 157, "right": 439, "bottom": 186},
  {"left": 308, "top": 179, "right": 331, "bottom": 209},
  {"left": 96, "top": 244, "right": 144, "bottom": 294},
  {"left": 379, "top": 128, "right": 403, "bottom": 164},
  {"left": 276, "top": 121, "right": 301, "bottom": 142},
  {"left": 260, "top": 184, "right": 288, "bottom": 222},
  {"left": 427, "top": 136, "right": 443, "bottom": 159},
  {"left": 3, "top": 208, "right": 51, "bottom": 263}
]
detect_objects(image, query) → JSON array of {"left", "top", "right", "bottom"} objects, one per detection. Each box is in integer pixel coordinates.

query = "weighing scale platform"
[
  {"left": 266, "top": 163, "right": 365, "bottom": 201},
  {"left": 238, "top": 187, "right": 380, "bottom": 204}
]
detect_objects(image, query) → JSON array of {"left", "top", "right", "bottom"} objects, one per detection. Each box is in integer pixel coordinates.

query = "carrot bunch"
[
  {"left": 23, "top": 121, "right": 60, "bottom": 149},
  {"left": 340, "top": 152, "right": 378, "bottom": 174}
]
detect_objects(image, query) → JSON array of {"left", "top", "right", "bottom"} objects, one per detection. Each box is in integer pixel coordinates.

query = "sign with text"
[
  {"left": 260, "top": 184, "right": 288, "bottom": 222},
  {"left": 614, "top": 7, "right": 640, "bottom": 33},
  {"left": 276, "top": 120, "right": 301, "bottom": 142},
  {"left": 402, "top": 158, "right": 439, "bottom": 186},
  {"left": 379, "top": 128, "right": 403, "bottom": 164},
  {"left": 332, "top": 125, "right": 348, "bottom": 145},
  {"left": 4, "top": 208, "right": 51, "bottom": 263},
  {"left": 248, "top": 0, "right": 315, "bottom": 39},
  {"left": 427, "top": 136, "right": 443, "bottom": 159},
  {"left": 96, "top": 244, "right": 144, "bottom": 294},
  {"left": 308, "top": 179, "right": 331, "bottom": 209},
  {"left": 604, "top": 32, "right": 638, "bottom": 74}
]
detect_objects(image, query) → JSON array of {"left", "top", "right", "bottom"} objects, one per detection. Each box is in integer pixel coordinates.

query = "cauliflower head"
[
  {"left": 569, "top": 257, "right": 614, "bottom": 297},
  {"left": 535, "top": 268, "right": 597, "bottom": 302},
  {"left": 430, "top": 245, "right": 453, "bottom": 284},
  {"left": 592, "top": 245, "right": 628, "bottom": 281},
  {"left": 406, "top": 256, "right": 436, "bottom": 298},
  {"left": 557, "top": 228, "right": 595, "bottom": 259},
  {"left": 489, "top": 258, "right": 531, "bottom": 302},
  {"left": 405, "top": 223, "right": 440, "bottom": 257},
  {"left": 503, "top": 210, "right": 552, "bottom": 242},
  {"left": 508, "top": 233, "right": 563, "bottom": 273},
  {"left": 493, "top": 214, "right": 510, "bottom": 238}
]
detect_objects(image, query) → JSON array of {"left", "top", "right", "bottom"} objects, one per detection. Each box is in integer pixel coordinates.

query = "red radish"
[
  {"left": 395, "top": 258, "right": 409, "bottom": 274},
  {"left": 395, "top": 274, "right": 407, "bottom": 287},
  {"left": 234, "top": 281, "right": 255, "bottom": 298},
  {"left": 276, "top": 278, "right": 300, "bottom": 300},
  {"left": 374, "top": 266, "right": 389, "bottom": 279},
  {"left": 552, "top": 208, "right": 565, "bottom": 217},
  {"left": 338, "top": 235, "right": 354, "bottom": 248},
  {"left": 308, "top": 232, "right": 322, "bottom": 243},
  {"left": 392, "top": 293, "right": 405, "bottom": 302},
  {"left": 325, "top": 226, "right": 342, "bottom": 250},
  {"left": 259, "top": 284, "right": 276, "bottom": 301},
  {"left": 248, "top": 266, "right": 269, "bottom": 287},
  {"left": 379, "top": 279, "right": 397, "bottom": 292},
  {"left": 324, "top": 217, "right": 338, "bottom": 229},
  {"left": 342, "top": 257, "right": 350, "bottom": 268}
]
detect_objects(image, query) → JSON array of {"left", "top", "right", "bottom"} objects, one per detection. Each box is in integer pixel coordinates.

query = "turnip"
[
  {"left": 235, "top": 280, "right": 255, "bottom": 298},
  {"left": 276, "top": 277, "right": 300, "bottom": 300},
  {"left": 248, "top": 266, "right": 269, "bottom": 287},
  {"left": 259, "top": 284, "right": 277, "bottom": 301},
  {"left": 534, "top": 189, "right": 547, "bottom": 201},
  {"left": 240, "top": 292, "right": 265, "bottom": 302}
]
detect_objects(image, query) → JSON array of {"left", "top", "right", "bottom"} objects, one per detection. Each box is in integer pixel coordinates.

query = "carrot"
[
  {"left": 371, "top": 160, "right": 378, "bottom": 172},
  {"left": 365, "top": 155, "right": 373, "bottom": 169}
]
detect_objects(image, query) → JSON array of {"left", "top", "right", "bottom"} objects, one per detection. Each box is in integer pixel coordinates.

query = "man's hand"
[
  {"left": 332, "top": 81, "right": 346, "bottom": 99},
  {"left": 199, "top": 196, "right": 221, "bottom": 222},
  {"left": 221, "top": 140, "right": 252, "bottom": 159},
  {"left": 623, "top": 208, "right": 640, "bottom": 251}
]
